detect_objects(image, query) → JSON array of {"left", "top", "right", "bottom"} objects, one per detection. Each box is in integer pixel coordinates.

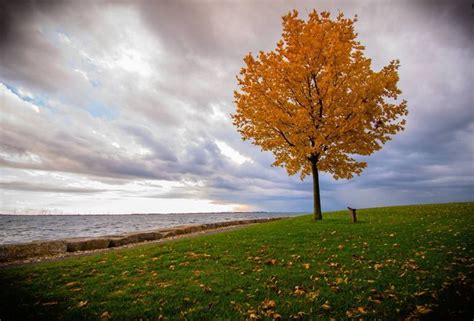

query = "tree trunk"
[{"left": 311, "top": 160, "right": 323, "bottom": 220}]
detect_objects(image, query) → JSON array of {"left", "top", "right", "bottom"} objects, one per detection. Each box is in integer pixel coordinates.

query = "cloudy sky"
[{"left": 0, "top": 0, "right": 472, "bottom": 214}]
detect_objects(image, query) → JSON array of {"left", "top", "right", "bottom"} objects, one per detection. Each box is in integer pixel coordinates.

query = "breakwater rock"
[{"left": 0, "top": 217, "right": 284, "bottom": 262}]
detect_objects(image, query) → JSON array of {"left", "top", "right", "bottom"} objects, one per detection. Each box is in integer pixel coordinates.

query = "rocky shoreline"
[{"left": 0, "top": 217, "right": 285, "bottom": 265}]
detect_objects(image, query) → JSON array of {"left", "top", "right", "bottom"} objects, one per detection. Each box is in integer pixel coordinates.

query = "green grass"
[{"left": 1, "top": 203, "right": 473, "bottom": 321}]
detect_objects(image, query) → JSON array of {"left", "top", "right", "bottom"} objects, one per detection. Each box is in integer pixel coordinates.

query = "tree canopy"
[
  {"left": 232, "top": 10, "right": 407, "bottom": 219},
  {"left": 233, "top": 10, "right": 407, "bottom": 178}
]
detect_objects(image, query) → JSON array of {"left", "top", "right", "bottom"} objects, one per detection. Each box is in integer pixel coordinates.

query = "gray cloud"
[
  {"left": 412, "top": 0, "right": 473, "bottom": 45},
  {"left": 0, "top": 0, "right": 472, "bottom": 213},
  {"left": 0, "top": 0, "right": 87, "bottom": 94},
  {"left": 0, "top": 181, "right": 107, "bottom": 194},
  {"left": 0, "top": 0, "right": 61, "bottom": 47}
]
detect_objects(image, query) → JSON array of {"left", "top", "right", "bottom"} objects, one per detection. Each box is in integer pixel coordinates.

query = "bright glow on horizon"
[{"left": 0, "top": 194, "right": 247, "bottom": 215}]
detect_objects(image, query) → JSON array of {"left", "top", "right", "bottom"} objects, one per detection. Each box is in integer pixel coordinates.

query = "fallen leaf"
[
  {"left": 357, "top": 306, "right": 367, "bottom": 314},
  {"left": 321, "top": 303, "right": 331, "bottom": 311},
  {"left": 261, "top": 299, "right": 276, "bottom": 310},
  {"left": 293, "top": 286, "right": 305, "bottom": 296},
  {"left": 199, "top": 283, "right": 212, "bottom": 293},
  {"left": 294, "top": 311, "right": 306, "bottom": 319},
  {"left": 157, "top": 281, "right": 173, "bottom": 288},
  {"left": 78, "top": 300, "right": 88, "bottom": 308},
  {"left": 303, "top": 263, "right": 310, "bottom": 269},
  {"left": 335, "top": 277, "right": 345, "bottom": 285},
  {"left": 402, "top": 260, "right": 419, "bottom": 270},
  {"left": 416, "top": 305, "right": 432, "bottom": 315},
  {"left": 369, "top": 298, "right": 382, "bottom": 304},
  {"left": 306, "top": 290, "right": 320, "bottom": 300},
  {"left": 100, "top": 311, "right": 110, "bottom": 321}
]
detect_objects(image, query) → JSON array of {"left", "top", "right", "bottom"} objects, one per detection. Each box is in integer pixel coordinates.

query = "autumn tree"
[{"left": 232, "top": 10, "right": 407, "bottom": 220}]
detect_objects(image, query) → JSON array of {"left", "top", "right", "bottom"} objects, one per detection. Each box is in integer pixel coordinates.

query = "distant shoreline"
[
  {"left": 0, "top": 211, "right": 274, "bottom": 216},
  {"left": 0, "top": 217, "right": 287, "bottom": 267},
  {"left": 0, "top": 211, "right": 303, "bottom": 245}
]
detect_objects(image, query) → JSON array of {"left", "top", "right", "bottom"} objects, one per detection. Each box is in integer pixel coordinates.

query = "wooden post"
[{"left": 347, "top": 207, "right": 357, "bottom": 223}]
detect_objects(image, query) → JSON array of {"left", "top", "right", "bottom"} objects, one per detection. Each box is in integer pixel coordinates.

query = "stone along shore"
[{"left": 0, "top": 217, "right": 285, "bottom": 263}]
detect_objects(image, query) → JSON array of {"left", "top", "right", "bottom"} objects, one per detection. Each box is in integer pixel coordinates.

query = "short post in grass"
[{"left": 348, "top": 207, "right": 357, "bottom": 223}]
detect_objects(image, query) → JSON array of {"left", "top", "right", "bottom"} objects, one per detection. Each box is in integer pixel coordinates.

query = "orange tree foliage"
[{"left": 233, "top": 10, "right": 407, "bottom": 219}]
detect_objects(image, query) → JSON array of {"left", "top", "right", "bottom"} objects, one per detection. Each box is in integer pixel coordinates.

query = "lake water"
[{"left": 0, "top": 212, "right": 304, "bottom": 245}]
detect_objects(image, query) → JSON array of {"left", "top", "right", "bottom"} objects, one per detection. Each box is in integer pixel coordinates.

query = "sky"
[{"left": 0, "top": 0, "right": 472, "bottom": 214}]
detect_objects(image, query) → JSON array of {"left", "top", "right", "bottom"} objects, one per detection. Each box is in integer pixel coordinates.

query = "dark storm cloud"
[
  {"left": 0, "top": 0, "right": 60, "bottom": 47},
  {"left": 137, "top": 0, "right": 280, "bottom": 59},
  {"left": 412, "top": 0, "right": 473, "bottom": 44},
  {"left": 0, "top": 0, "right": 81, "bottom": 93}
]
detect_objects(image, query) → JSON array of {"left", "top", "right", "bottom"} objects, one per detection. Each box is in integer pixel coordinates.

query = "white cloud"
[
  {"left": 215, "top": 140, "right": 253, "bottom": 165},
  {"left": 74, "top": 69, "right": 89, "bottom": 81},
  {"left": 0, "top": 83, "right": 39, "bottom": 113}
]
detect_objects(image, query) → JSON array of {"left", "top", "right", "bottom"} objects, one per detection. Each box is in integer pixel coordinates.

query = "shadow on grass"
[
  {"left": 308, "top": 218, "right": 369, "bottom": 225},
  {"left": 414, "top": 272, "right": 474, "bottom": 321},
  {"left": 0, "top": 282, "right": 49, "bottom": 321},
  {"left": 0, "top": 276, "right": 95, "bottom": 321}
]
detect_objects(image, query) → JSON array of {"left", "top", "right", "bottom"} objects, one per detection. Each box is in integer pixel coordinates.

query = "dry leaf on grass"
[
  {"left": 78, "top": 300, "right": 88, "bottom": 308},
  {"left": 261, "top": 299, "right": 276, "bottom": 310},
  {"left": 357, "top": 306, "right": 367, "bottom": 314},
  {"left": 100, "top": 311, "right": 110, "bottom": 321},
  {"left": 416, "top": 305, "right": 432, "bottom": 315},
  {"left": 321, "top": 302, "right": 331, "bottom": 311},
  {"left": 293, "top": 286, "right": 305, "bottom": 296}
]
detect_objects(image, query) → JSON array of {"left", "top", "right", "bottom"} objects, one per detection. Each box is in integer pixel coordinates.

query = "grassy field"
[{"left": 0, "top": 203, "right": 473, "bottom": 320}]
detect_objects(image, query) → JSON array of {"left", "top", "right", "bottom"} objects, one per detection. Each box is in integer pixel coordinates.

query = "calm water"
[{"left": 0, "top": 212, "right": 304, "bottom": 245}]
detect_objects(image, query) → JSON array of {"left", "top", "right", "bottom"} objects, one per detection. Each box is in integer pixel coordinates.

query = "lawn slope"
[{"left": 1, "top": 202, "right": 473, "bottom": 320}]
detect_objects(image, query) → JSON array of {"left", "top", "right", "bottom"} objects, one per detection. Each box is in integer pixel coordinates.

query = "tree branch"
[
  {"left": 274, "top": 127, "right": 295, "bottom": 147},
  {"left": 312, "top": 73, "right": 324, "bottom": 120}
]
